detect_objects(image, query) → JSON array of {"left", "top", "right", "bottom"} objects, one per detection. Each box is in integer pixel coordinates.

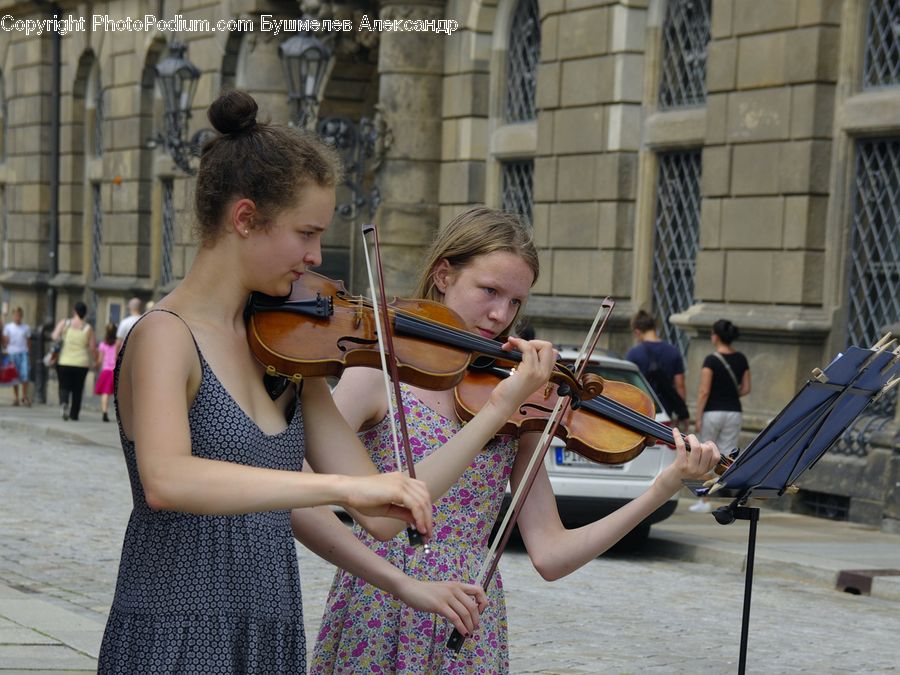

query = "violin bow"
[
  {"left": 447, "top": 297, "right": 615, "bottom": 652},
  {"left": 360, "top": 223, "right": 427, "bottom": 549}
]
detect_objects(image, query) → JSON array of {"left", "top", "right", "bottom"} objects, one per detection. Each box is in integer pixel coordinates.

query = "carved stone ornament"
[
  {"left": 296, "top": 0, "right": 380, "bottom": 57},
  {"left": 379, "top": 3, "right": 445, "bottom": 22}
]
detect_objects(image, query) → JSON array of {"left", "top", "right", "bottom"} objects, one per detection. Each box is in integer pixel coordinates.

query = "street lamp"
[
  {"left": 279, "top": 31, "right": 390, "bottom": 219},
  {"left": 148, "top": 42, "right": 214, "bottom": 175},
  {"left": 279, "top": 31, "right": 333, "bottom": 131}
]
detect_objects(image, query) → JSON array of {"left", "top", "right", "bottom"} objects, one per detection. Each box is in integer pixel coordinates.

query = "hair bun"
[{"left": 207, "top": 90, "right": 258, "bottom": 136}]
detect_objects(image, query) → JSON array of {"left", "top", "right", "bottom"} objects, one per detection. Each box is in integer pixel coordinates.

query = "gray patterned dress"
[{"left": 98, "top": 310, "right": 307, "bottom": 673}]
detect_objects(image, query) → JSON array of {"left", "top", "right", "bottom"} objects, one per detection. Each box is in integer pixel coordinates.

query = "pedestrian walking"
[
  {"left": 114, "top": 297, "right": 143, "bottom": 352},
  {"left": 2, "top": 307, "right": 32, "bottom": 406},
  {"left": 94, "top": 323, "right": 117, "bottom": 422},
  {"left": 98, "top": 90, "right": 555, "bottom": 673},
  {"left": 51, "top": 302, "right": 95, "bottom": 421},
  {"left": 691, "top": 319, "right": 751, "bottom": 512},
  {"left": 625, "top": 309, "right": 689, "bottom": 424}
]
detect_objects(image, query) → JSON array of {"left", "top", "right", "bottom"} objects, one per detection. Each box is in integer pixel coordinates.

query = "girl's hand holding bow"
[{"left": 339, "top": 472, "right": 434, "bottom": 539}]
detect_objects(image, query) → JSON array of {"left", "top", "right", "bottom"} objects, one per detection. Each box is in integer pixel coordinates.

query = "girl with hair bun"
[
  {"left": 691, "top": 319, "right": 752, "bottom": 513},
  {"left": 98, "top": 91, "right": 560, "bottom": 672}
]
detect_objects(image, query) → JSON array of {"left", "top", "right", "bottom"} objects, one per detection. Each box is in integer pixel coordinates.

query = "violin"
[
  {"left": 455, "top": 363, "right": 733, "bottom": 473},
  {"left": 246, "top": 271, "right": 603, "bottom": 400}
]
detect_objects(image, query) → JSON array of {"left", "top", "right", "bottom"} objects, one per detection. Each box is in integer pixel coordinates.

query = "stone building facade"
[{"left": 0, "top": 0, "right": 897, "bottom": 528}]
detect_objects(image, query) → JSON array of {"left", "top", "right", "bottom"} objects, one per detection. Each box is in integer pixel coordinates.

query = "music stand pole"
[{"left": 713, "top": 504, "right": 759, "bottom": 675}]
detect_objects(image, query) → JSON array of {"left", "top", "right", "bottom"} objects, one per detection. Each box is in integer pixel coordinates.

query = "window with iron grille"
[
  {"left": 658, "top": 0, "right": 711, "bottom": 109},
  {"left": 0, "top": 70, "right": 6, "bottom": 162},
  {"left": 500, "top": 160, "right": 534, "bottom": 226},
  {"left": 0, "top": 185, "right": 7, "bottom": 272},
  {"left": 505, "top": 0, "right": 540, "bottom": 122},
  {"left": 863, "top": 0, "right": 900, "bottom": 89},
  {"left": 94, "top": 81, "right": 105, "bottom": 157},
  {"left": 91, "top": 183, "right": 102, "bottom": 283},
  {"left": 651, "top": 150, "right": 701, "bottom": 355},
  {"left": 161, "top": 178, "right": 175, "bottom": 287},
  {"left": 88, "top": 183, "right": 102, "bottom": 318},
  {"left": 845, "top": 138, "right": 899, "bottom": 419}
]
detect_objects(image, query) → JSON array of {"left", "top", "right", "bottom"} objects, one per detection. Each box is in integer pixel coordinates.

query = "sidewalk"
[
  {"left": 0, "top": 402, "right": 115, "bottom": 672},
  {"left": 1, "top": 401, "right": 899, "bottom": 671},
  {"left": 0, "top": 582, "right": 100, "bottom": 673},
  {"left": 649, "top": 503, "right": 900, "bottom": 603}
]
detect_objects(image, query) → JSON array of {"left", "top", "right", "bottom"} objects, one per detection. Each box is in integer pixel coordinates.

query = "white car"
[{"left": 501, "top": 349, "right": 678, "bottom": 549}]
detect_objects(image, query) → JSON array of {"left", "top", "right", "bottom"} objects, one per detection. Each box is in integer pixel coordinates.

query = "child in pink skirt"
[{"left": 94, "top": 323, "right": 117, "bottom": 422}]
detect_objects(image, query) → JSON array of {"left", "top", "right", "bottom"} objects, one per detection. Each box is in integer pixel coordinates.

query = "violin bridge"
[
  {"left": 354, "top": 301, "right": 363, "bottom": 329},
  {"left": 811, "top": 367, "right": 828, "bottom": 384}
]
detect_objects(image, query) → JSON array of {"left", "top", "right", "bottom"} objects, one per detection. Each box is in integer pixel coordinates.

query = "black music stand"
[{"left": 690, "top": 344, "right": 899, "bottom": 675}]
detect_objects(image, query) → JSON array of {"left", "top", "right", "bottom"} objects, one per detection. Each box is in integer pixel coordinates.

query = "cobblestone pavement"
[{"left": 1, "top": 424, "right": 898, "bottom": 673}]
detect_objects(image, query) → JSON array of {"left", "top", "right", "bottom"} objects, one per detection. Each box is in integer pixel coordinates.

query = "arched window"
[
  {"left": 87, "top": 67, "right": 104, "bottom": 157},
  {"left": 85, "top": 62, "right": 104, "bottom": 300}
]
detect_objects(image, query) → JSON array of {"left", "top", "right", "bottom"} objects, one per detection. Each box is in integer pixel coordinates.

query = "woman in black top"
[{"left": 691, "top": 320, "right": 751, "bottom": 512}]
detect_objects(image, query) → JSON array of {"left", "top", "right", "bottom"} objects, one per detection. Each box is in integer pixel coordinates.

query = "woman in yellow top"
[{"left": 51, "top": 301, "right": 96, "bottom": 421}]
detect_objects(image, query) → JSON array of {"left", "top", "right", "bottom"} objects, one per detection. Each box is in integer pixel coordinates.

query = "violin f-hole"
[
  {"left": 336, "top": 336, "right": 379, "bottom": 352},
  {"left": 519, "top": 402, "right": 555, "bottom": 416}
]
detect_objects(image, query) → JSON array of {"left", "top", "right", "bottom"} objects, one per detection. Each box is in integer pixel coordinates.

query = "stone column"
[{"left": 373, "top": 0, "right": 445, "bottom": 294}]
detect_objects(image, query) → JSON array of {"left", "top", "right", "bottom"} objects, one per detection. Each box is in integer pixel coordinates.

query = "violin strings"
[
  {"left": 395, "top": 312, "right": 520, "bottom": 361},
  {"left": 395, "top": 311, "right": 579, "bottom": 385},
  {"left": 584, "top": 396, "right": 674, "bottom": 443}
]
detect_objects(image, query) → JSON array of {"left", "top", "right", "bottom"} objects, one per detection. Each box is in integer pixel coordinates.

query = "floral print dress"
[{"left": 310, "top": 385, "right": 517, "bottom": 674}]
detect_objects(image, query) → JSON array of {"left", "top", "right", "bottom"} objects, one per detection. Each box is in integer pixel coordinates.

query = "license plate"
[
  {"left": 555, "top": 448, "right": 594, "bottom": 466},
  {"left": 554, "top": 448, "right": 624, "bottom": 469}
]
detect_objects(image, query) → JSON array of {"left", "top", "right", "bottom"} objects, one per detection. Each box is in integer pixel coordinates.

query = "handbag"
[
  {"left": 43, "top": 320, "right": 69, "bottom": 367},
  {"left": 0, "top": 354, "right": 19, "bottom": 384},
  {"left": 43, "top": 343, "right": 61, "bottom": 367}
]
